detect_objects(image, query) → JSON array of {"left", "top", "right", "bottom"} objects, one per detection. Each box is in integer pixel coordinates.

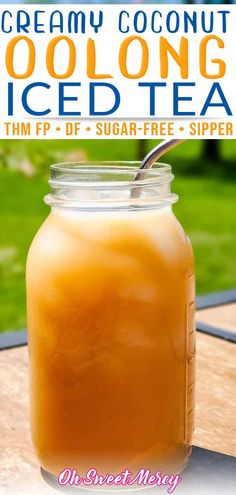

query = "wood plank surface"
[
  {"left": 193, "top": 332, "right": 236, "bottom": 454},
  {"left": 0, "top": 345, "right": 53, "bottom": 495},
  {"left": 0, "top": 304, "right": 236, "bottom": 493},
  {"left": 197, "top": 303, "right": 236, "bottom": 334}
]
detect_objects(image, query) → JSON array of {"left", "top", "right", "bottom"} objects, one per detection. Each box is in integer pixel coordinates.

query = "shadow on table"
[{"left": 41, "top": 446, "right": 236, "bottom": 494}]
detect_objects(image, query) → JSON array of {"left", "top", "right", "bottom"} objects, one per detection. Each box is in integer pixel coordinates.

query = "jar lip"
[
  {"left": 50, "top": 161, "right": 173, "bottom": 188},
  {"left": 50, "top": 161, "right": 171, "bottom": 175},
  {"left": 47, "top": 161, "right": 177, "bottom": 210}
]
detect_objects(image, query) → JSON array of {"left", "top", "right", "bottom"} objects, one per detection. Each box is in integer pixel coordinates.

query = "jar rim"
[
  {"left": 51, "top": 161, "right": 171, "bottom": 174},
  {"left": 50, "top": 161, "right": 173, "bottom": 187},
  {"left": 46, "top": 161, "right": 178, "bottom": 210},
  {"left": 51, "top": 161, "right": 171, "bottom": 171}
]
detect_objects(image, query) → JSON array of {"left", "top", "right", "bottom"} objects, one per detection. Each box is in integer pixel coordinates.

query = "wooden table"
[{"left": 0, "top": 295, "right": 236, "bottom": 494}]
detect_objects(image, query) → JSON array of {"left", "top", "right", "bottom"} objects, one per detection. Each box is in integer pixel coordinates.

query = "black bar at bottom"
[
  {"left": 41, "top": 446, "right": 236, "bottom": 494},
  {"left": 1, "top": 321, "right": 235, "bottom": 351},
  {"left": 1, "top": 289, "right": 236, "bottom": 351},
  {"left": 0, "top": 329, "right": 27, "bottom": 350},
  {"left": 197, "top": 289, "right": 236, "bottom": 309},
  {"left": 196, "top": 321, "right": 236, "bottom": 344}
]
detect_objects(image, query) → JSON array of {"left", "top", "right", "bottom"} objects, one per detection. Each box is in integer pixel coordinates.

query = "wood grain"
[
  {"left": 197, "top": 303, "right": 236, "bottom": 334},
  {"left": 0, "top": 304, "right": 236, "bottom": 493},
  {"left": 0, "top": 346, "right": 54, "bottom": 495},
  {"left": 193, "top": 332, "right": 236, "bottom": 456}
]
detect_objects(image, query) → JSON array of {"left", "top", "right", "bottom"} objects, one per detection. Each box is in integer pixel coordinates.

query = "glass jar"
[{"left": 26, "top": 162, "right": 195, "bottom": 481}]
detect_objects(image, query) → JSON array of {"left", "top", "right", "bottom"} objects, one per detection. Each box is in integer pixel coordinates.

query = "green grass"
[
  {"left": 174, "top": 177, "right": 236, "bottom": 293},
  {"left": 0, "top": 139, "right": 236, "bottom": 332}
]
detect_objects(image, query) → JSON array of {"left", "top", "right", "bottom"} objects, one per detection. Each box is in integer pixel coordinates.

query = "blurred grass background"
[{"left": 0, "top": 139, "right": 236, "bottom": 333}]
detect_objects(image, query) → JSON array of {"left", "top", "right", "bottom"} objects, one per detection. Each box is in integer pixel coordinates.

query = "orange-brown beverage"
[{"left": 26, "top": 163, "right": 195, "bottom": 480}]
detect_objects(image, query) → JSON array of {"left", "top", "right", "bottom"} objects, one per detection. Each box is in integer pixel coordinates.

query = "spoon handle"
[
  {"left": 141, "top": 139, "right": 185, "bottom": 170},
  {"left": 131, "top": 138, "right": 185, "bottom": 198}
]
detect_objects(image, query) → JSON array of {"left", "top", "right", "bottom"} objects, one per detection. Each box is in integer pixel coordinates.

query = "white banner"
[{"left": 0, "top": 4, "right": 235, "bottom": 138}]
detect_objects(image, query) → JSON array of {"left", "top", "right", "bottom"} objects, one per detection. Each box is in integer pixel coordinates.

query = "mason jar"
[{"left": 26, "top": 163, "right": 195, "bottom": 481}]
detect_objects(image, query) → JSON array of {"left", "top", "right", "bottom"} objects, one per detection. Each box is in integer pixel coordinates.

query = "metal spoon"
[
  {"left": 138, "top": 138, "right": 184, "bottom": 177},
  {"left": 141, "top": 138, "right": 185, "bottom": 170},
  {"left": 131, "top": 139, "right": 185, "bottom": 198}
]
